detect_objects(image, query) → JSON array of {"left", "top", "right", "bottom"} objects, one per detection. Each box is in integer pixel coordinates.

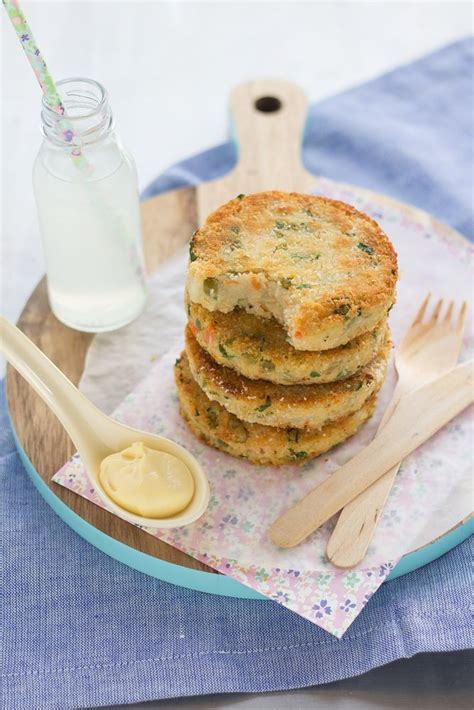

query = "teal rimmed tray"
[
  {"left": 10, "top": 421, "right": 474, "bottom": 597},
  {"left": 6, "top": 79, "right": 473, "bottom": 599}
]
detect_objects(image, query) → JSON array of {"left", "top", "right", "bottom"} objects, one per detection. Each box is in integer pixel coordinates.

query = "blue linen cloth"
[{"left": 3, "top": 38, "right": 473, "bottom": 710}]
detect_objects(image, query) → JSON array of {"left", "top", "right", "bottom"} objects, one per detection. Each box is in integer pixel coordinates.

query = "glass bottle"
[{"left": 33, "top": 78, "right": 147, "bottom": 332}]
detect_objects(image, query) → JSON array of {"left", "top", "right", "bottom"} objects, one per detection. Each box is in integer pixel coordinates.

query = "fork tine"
[
  {"left": 429, "top": 298, "right": 444, "bottom": 322},
  {"left": 444, "top": 300, "right": 454, "bottom": 323},
  {"left": 412, "top": 293, "right": 431, "bottom": 326},
  {"left": 457, "top": 301, "right": 467, "bottom": 333}
]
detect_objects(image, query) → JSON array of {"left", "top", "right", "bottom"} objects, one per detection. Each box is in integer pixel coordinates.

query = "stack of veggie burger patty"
[{"left": 175, "top": 191, "right": 398, "bottom": 465}]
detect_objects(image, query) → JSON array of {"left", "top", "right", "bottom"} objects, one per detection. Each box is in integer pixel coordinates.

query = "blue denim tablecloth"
[{"left": 3, "top": 38, "right": 473, "bottom": 710}]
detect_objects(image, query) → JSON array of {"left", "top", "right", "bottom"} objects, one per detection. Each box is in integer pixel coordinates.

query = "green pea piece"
[{"left": 203, "top": 277, "right": 219, "bottom": 300}]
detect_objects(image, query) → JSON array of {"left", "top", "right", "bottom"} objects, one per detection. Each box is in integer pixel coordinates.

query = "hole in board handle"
[{"left": 254, "top": 96, "right": 282, "bottom": 113}]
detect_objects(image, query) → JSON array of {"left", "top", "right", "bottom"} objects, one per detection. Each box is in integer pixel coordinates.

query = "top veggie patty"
[{"left": 186, "top": 191, "right": 398, "bottom": 351}]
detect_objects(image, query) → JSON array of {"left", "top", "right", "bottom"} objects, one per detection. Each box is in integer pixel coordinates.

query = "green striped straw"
[{"left": 3, "top": 0, "right": 86, "bottom": 167}]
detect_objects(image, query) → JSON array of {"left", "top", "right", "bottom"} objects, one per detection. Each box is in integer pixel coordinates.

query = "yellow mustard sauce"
[{"left": 99, "top": 442, "right": 194, "bottom": 518}]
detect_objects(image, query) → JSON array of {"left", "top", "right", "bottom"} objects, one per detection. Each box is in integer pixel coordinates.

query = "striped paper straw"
[{"left": 3, "top": 0, "right": 87, "bottom": 166}]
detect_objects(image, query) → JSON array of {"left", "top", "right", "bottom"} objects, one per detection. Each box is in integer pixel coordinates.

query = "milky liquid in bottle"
[{"left": 33, "top": 78, "right": 147, "bottom": 332}]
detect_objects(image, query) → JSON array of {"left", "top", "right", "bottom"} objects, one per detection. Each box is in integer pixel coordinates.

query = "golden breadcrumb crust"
[
  {"left": 175, "top": 353, "right": 378, "bottom": 465},
  {"left": 188, "top": 300, "right": 388, "bottom": 385},
  {"left": 186, "top": 191, "right": 398, "bottom": 350},
  {"left": 184, "top": 324, "right": 391, "bottom": 430}
]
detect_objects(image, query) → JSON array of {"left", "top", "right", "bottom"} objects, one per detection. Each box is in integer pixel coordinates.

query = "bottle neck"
[{"left": 41, "top": 78, "right": 113, "bottom": 148}]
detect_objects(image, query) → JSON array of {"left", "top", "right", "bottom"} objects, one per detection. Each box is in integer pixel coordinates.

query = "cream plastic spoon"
[{"left": 0, "top": 316, "right": 210, "bottom": 528}]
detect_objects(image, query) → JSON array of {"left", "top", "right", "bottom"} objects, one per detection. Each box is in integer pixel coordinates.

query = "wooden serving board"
[
  {"left": 6, "top": 80, "right": 472, "bottom": 591},
  {"left": 6, "top": 80, "right": 315, "bottom": 577}
]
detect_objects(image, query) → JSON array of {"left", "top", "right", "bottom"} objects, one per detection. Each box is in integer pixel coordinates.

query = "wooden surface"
[
  {"left": 197, "top": 80, "right": 314, "bottom": 221},
  {"left": 6, "top": 79, "right": 315, "bottom": 575}
]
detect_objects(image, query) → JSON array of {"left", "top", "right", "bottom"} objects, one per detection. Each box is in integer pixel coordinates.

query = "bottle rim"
[{"left": 41, "top": 77, "right": 113, "bottom": 147}]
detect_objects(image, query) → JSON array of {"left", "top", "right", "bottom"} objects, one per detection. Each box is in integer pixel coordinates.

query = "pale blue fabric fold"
[{"left": 3, "top": 38, "right": 473, "bottom": 710}]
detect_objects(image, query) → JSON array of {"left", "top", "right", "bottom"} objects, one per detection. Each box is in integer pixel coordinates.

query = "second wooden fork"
[{"left": 326, "top": 295, "right": 467, "bottom": 568}]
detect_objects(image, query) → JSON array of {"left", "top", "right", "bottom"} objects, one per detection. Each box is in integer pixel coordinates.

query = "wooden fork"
[{"left": 326, "top": 295, "right": 467, "bottom": 568}]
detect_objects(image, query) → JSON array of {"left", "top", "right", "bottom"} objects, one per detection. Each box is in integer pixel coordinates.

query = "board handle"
[{"left": 229, "top": 80, "right": 310, "bottom": 188}]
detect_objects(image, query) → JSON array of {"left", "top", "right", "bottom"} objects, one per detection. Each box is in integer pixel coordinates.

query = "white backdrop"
[{"left": 1, "top": 0, "right": 471, "bottom": 336}]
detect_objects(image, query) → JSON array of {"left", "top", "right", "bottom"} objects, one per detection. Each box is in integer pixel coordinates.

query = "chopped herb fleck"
[
  {"left": 287, "top": 428, "right": 299, "bottom": 443},
  {"left": 256, "top": 396, "right": 272, "bottom": 412},
  {"left": 203, "top": 277, "right": 219, "bottom": 300},
  {"left": 195, "top": 319, "right": 202, "bottom": 330},
  {"left": 352, "top": 381, "right": 363, "bottom": 391},
  {"left": 261, "top": 359, "right": 275, "bottom": 371},
  {"left": 206, "top": 407, "right": 219, "bottom": 428},
  {"left": 387, "top": 303, "right": 394, "bottom": 314},
  {"left": 216, "top": 438, "right": 229, "bottom": 448},
  {"left": 218, "top": 343, "right": 234, "bottom": 359},
  {"left": 230, "top": 239, "right": 242, "bottom": 250},
  {"left": 230, "top": 225, "right": 240, "bottom": 234},
  {"left": 194, "top": 408, "right": 200, "bottom": 417},
  {"left": 230, "top": 418, "right": 249, "bottom": 442},
  {"left": 334, "top": 303, "right": 351, "bottom": 316},
  {"left": 290, "top": 252, "right": 320, "bottom": 261},
  {"left": 310, "top": 371, "right": 321, "bottom": 378},
  {"left": 336, "top": 369, "right": 351, "bottom": 380},
  {"left": 236, "top": 193, "right": 245, "bottom": 200},
  {"left": 280, "top": 277, "right": 293, "bottom": 289},
  {"left": 289, "top": 448, "right": 308, "bottom": 460},
  {"left": 274, "top": 221, "right": 312, "bottom": 232},
  {"left": 175, "top": 356, "right": 182, "bottom": 366},
  {"left": 189, "top": 241, "right": 198, "bottom": 262},
  {"left": 296, "top": 284, "right": 312, "bottom": 289},
  {"left": 357, "top": 242, "right": 374, "bottom": 255}
]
